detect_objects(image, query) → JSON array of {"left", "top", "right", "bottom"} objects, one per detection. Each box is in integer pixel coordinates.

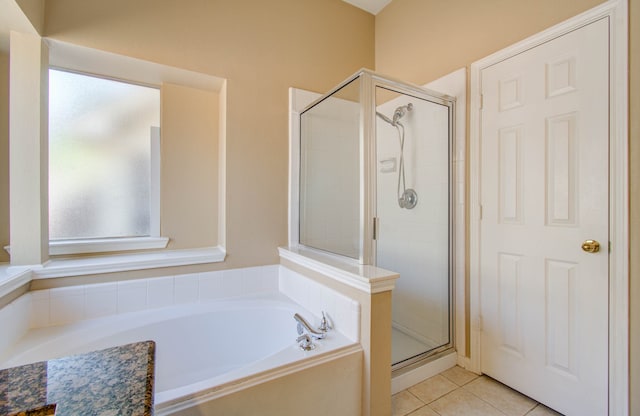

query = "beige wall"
[
  {"left": 186, "top": 349, "right": 363, "bottom": 416},
  {"left": 375, "top": 0, "right": 605, "bottom": 85},
  {"left": 160, "top": 83, "right": 219, "bottom": 250},
  {"left": 42, "top": 0, "right": 374, "bottom": 269},
  {"left": 15, "top": 0, "right": 45, "bottom": 34},
  {"left": 0, "top": 52, "right": 8, "bottom": 263}
]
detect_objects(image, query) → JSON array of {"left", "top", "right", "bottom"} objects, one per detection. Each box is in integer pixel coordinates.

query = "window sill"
[
  {"left": 34, "top": 246, "right": 226, "bottom": 279},
  {"left": 49, "top": 237, "right": 170, "bottom": 256},
  {"left": 0, "top": 264, "right": 33, "bottom": 299},
  {"left": 4, "top": 237, "right": 171, "bottom": 256}
]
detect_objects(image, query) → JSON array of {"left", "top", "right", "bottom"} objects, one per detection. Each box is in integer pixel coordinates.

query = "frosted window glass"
[{"left": 48, "top": 70, "right": 160, "bottom": 240}]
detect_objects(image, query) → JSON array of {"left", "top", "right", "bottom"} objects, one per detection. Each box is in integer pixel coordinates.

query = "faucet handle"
[
  {"left": 319, "top": 311, "right": 333, "bottom": 332},
  {"left": 296, "top": 334, "right": 315, "bottom": 351}
]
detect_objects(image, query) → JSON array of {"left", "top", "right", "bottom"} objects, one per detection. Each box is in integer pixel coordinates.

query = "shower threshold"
[
  {"left": 391, "top": 328, "right": 453, "bottom": 372},
  {"left": 391, "top": 327, "right": 438, "bottom": 364}
]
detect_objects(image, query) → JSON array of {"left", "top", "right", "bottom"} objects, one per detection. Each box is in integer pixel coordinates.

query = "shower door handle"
[{"left": 373, "top": 217, "right": 379, "bottom": 240}]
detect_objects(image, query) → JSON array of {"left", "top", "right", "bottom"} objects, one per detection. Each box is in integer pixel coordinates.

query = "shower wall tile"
[
  {"left": 0, "top": 294, "right": 31, "bottom": 356},
  {"left": 261, "top": 265, "right": 280, "bottom": 291},
  {"left": 244, "top": 266, "right": 278, "bottom": 294},
  {"left": 221, "top": 268, "right": 244, "bottom": 298},
  {"left": 198, "top": 271, "right": 224, "bottom": 301},
  {"left": 242, "top": 267, "right": 261, "bottom": 293},
  {"left": 304, "top": 277, "right": 324, "bottom": 318},
  {"left": 117, "top": 280, "right": 147, "bottom": 313},
  {"left": 15, "top": 264, "right": 287, "bottom": 331},
  {"left": 147, "top": 276, "right": 174, "bottom": 308},
  {"left": 29, "top": 289, "right": 50, "bottom": 329},
  {"left": 280, "top": 266, "right": 311, "bottom": 307},
  {"left": 173, "top": 274, "right": 199, "bottom": 304},
  {"left": 85, "top": 283, "right": 117, "bottom": 319},
  {"left": 197, "top": 266, "right": 279, "bottom": 302},
  {"left": 50, "top": 286, "right": 85, "bottom": 325}
]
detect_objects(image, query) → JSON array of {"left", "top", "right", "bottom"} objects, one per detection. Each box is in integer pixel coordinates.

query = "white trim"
[
  {"left": 5, "top": 237, "right": 171, "bottom": 256},
  {"left": 468, "top": 1, "right": 628, "bottom": 414},
  {"left": 278, "top": 247, "right": 399, "bottom": 294},
  {"left": 49, "top": 236, "right": 170, "bottom": 255},
  {"left": 217, "top": 81, "right": 228, "bottom": 249},
  {"left": 150, "top": 126, "right": 161, "bottom": 237},
  {"left": 0, "top": 267, "right": 33, "bottom": 299},
  {"left": 606, "top": 1, "right": 629, "bottom": 414},
  {"left": 469, "top": 50, "right": 483, "bottom": 376},
  {"left": 34, "top": 246, "right": 226, "bottom": 278},
  {"left": 47, "top": 39, "right": 225, "bottom": 92}
]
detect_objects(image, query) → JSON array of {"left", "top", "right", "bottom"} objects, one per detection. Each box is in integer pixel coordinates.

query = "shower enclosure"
[{"left": 297, "top": 69, "right": 454, "bottom": 369}]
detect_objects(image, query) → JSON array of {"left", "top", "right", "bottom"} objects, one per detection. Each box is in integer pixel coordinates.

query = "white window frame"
[
  {"left": 1, "top": 37, "right": 226, "bottom": 293},
  {"left": 46, "top": 72, "right": 167, "bottom": 255}
]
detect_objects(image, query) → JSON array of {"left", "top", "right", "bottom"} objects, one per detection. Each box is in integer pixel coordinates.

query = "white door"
[{"left": 479, "top": 18, "right": 609, "bottom": 416}]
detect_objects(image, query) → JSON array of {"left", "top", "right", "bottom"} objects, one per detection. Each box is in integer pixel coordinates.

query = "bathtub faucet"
[{"left": 294, "top": 313, "right": 327, "bottom": 340}]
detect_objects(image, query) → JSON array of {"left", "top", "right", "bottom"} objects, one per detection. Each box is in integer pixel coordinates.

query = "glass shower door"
[{"left": 375, "top": 86, "right": 452, "bottom": 367}]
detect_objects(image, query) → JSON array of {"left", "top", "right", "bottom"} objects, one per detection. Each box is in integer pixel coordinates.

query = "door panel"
[{"left": 479, "top": 18, "right": 609, "bottom": 416}]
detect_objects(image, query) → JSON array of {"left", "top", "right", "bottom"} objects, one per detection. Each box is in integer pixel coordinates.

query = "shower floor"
[{"left": 391, "top": 327, "right": 439, "bottom": 365}]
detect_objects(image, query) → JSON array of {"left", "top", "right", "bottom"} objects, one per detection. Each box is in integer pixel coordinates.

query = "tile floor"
[{"left": 392, "top": 366, "right": 564, "bottom": 416}]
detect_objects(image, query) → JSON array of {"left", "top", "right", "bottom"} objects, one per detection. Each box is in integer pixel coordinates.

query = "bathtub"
[{"left": 0, "top": 292, "right": 362, "bottom": 415}]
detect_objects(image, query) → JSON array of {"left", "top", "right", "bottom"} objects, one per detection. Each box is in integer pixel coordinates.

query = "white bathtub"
[{"left": 0, "top": 292, "right": 361, "bottom": 415}]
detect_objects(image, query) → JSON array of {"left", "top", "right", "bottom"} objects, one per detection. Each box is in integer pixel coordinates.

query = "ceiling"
[{"left": 342, "top": 0, "right": 393, "bottom": 15}]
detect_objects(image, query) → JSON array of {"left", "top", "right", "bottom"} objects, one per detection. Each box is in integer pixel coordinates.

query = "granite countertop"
[{"left": 0, "top": 341, "right": 155, "bottom": 416}]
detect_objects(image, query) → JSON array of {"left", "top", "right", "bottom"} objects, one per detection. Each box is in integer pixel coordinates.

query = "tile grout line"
[
  {"left": 460, "top": 378, "right": 538, "bottom": 416},
  {"left": 394, "top": 367, "right": 552, "bottom": 416}
]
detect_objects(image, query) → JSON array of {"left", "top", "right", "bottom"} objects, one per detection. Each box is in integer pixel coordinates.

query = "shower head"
[
  {"left": 377, "top": 103, "right": 413, "bottom": 127},
  {"left": 392, "top": 103, "right": 413, "bottom": 125}
]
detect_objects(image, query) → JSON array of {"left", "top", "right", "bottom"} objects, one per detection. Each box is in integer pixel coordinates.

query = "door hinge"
[{"left": 478, "top": 204, "right": 483, "bottom": 220}]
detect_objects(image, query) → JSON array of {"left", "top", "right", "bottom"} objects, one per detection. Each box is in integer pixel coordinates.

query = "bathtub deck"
[{"left": 0, "top": 341, "right": 155, "bottom": 416}]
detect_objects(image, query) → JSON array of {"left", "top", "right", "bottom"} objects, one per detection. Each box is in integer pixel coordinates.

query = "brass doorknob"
[{"left": 581, "top": 240, "right": 600, "bottom": 253}]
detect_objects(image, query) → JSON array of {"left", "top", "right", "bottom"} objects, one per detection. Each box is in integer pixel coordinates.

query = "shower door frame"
[
  {"left": 292, "top": 69, "right": 457, "bottom": 369},
  {"left": 366, "top": 72, "right": 457, "bottom": 371}
]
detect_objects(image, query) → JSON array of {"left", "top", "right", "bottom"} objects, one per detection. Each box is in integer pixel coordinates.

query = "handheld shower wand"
[
  {"left": 376, "top": 102, "right": 418, "bottom": 210},
  {"left": 376, "top": 111, "right": 394, "bottom": 125}
]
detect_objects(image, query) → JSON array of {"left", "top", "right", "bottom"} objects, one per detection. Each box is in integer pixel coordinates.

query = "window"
[{"left": 48, "top": 69, "right": 161, "bottom": 246}]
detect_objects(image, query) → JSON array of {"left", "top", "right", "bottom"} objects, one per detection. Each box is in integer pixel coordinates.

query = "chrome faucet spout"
[{"left": 294, "top": 313, "right": 326, "bottom": 339}]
